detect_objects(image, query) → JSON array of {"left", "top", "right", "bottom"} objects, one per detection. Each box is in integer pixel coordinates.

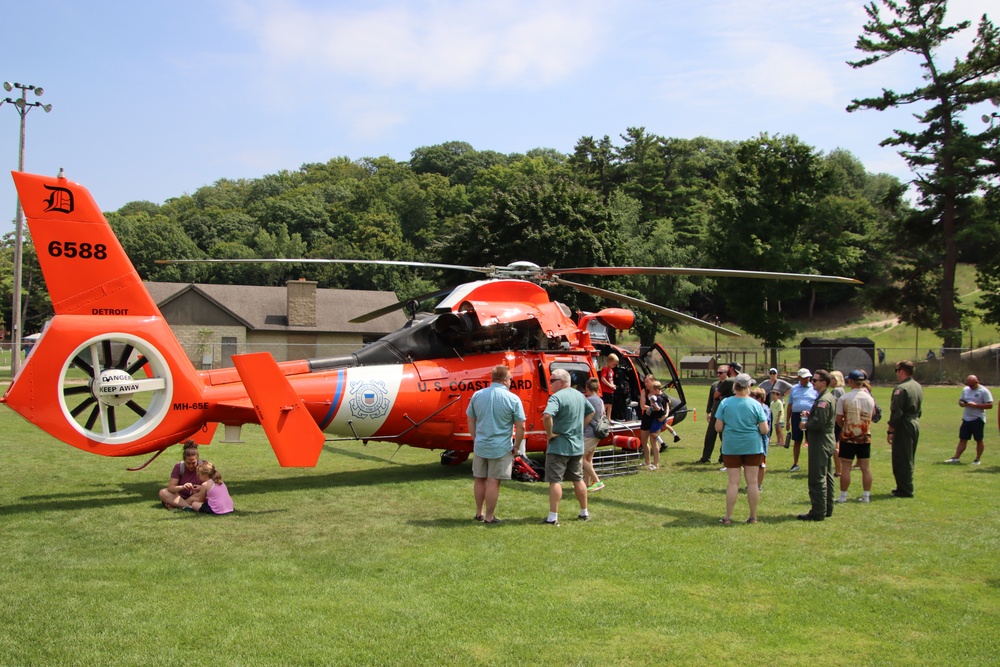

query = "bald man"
[{"left": 945, "top": 375, "right": 993, "bottom": 465}]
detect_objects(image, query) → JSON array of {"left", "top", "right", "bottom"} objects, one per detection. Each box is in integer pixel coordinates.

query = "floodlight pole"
[{"left": 3, "top": 81, "right": 52, "bottom": 376}]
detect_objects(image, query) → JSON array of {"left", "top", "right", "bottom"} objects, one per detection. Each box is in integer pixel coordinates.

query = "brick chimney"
[{"left": 286, "top": 279, "right": 317, "bottom": 327}]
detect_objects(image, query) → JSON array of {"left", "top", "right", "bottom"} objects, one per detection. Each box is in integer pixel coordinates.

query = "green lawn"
[{"left": 1, "top": 386, "right": 998, "bottom": 666}]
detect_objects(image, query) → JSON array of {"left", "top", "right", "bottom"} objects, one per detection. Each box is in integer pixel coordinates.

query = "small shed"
[
  {"left": 680, "top": 355, "right": 718, "bottom": 377},
  {"left": 799, "top": 337, "right": 875, "bottom": 377}
]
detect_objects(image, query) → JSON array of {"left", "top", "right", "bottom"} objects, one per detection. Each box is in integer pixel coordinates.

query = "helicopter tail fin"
[
  {"left": 2, "top": 171, "right": 210, "bottom": 457},
  {"left": 232, "top": 352, "right": 325, "bottom": 466}
]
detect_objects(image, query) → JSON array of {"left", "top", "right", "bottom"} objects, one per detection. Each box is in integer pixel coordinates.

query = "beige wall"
[{"left": 168, "top": 325, "right": 366, "bottom": 367}]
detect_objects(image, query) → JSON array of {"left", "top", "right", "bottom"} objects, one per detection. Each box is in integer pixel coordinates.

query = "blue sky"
[{"left": 0, "top": 0, "right": 992, "bottom": 235}]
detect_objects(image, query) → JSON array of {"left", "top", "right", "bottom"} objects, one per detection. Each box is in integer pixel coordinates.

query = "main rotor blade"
[
  {"left": 155, "top": 258, "right": 493, "bottom": 274},
  {"left": 348, "top": 288, "right": 455, "bottom": 324},
  {"left": 551, "top": 266, "right": 862, "bottom": 284},
  {"left": 553, "top": 277, "right": 742, "bottom": 336}
]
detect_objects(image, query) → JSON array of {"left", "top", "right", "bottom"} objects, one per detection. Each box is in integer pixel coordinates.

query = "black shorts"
[
  {"left": 839, "top": 441, "right": 871, "bottom": 460},
  {"left": 791, "top": 413, "right": 806, "bottom": 442},
  {"left": 198, "top": 503, "right": 225, "bottom": 515},
  {"left": 640, "top": 413, "right": 653, "bottom": 431},
  {"left": 602, "top": 392, "right": 614, "bottom": 405},
  {"left": 959, "top": 419, "right": 985, "bottom": 442}
]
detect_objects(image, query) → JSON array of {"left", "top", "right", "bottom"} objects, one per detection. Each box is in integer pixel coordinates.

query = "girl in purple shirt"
[{"left": 175, "top": 461, "right": 234, "bottom": 515}]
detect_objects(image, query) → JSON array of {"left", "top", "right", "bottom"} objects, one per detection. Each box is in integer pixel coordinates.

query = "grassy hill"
[{"left": 638, "top": 263, "right": 999, "bottom": 359}]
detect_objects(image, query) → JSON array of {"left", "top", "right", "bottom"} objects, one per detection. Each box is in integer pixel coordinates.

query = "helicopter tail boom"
[{"left": 2, "top": 172, "right": 213, "bottom": 457}]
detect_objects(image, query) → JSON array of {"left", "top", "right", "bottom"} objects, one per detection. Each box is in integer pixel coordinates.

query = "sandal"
[
  {"left": 745, "top": 517, "right": 758, "bottom": 524},
  {"left": 719, "top": 517, "right": 732, "bottom": 526}
]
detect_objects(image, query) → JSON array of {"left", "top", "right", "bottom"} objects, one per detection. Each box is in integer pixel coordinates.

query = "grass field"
[{"left": 1, "top": 386, "right": 999, "bottom": 666}]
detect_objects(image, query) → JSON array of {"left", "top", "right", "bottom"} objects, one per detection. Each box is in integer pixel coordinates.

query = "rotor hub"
[{"left": 95, "top": 368, "right": 140, "bottom": 406}]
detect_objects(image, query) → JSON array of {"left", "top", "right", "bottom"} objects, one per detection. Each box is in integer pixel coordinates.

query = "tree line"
[{"left": 1, "top": 0, "right": 996, "bottom": 351}]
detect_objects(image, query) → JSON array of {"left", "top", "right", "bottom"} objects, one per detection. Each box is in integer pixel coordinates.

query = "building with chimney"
[{"left": 144, "top": 280, "right": 406, "bottom": 368}]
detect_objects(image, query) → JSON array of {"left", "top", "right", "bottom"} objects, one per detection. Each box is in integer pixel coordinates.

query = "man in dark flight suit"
[
  {"left": 798, "top": 369, "right": 837, "bottom": 521},
  {"left": 888, "top": 360, "right": 922, "bottom": 498}
]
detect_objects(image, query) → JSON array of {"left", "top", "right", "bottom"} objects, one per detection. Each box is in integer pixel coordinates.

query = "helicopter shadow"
[{"left": 0, "top": 458, "right": 466, "bottom": 516}]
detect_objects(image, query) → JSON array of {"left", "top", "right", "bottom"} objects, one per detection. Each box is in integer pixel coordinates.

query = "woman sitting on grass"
[{"left": 167, "top": 461, "right": 234, "bottom": 515}]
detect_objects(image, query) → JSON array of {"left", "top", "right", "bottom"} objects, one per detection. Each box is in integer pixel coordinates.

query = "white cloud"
[{"left": 232, "top": 0, "right": 607, "bottom": 90}]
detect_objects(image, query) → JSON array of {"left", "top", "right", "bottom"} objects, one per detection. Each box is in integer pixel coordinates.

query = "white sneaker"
[
  {"left": 944, "top": 457, "right": 961, "bottom": 463},
  {"left": 973, "top": 459, "right": 982, "bottom": 465},
  {"left": 789, "top": 464, "right": 800, "bottom": 472},
  {"left": 834, "top": 496, "right": 848, "bottom": 503},
  {"left": 857, "top": 496, "right": 870, "bottom": 503},
  {"left": 719, "top": 466, "right": 727, "bottom": 472}
]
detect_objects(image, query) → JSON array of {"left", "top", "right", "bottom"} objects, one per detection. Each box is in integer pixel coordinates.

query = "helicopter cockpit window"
[{"left": 548, "top": 362, "right": 592, "bottom": 392}]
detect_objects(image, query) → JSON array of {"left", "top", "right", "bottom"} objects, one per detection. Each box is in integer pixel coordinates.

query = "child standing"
[
  {"left": 752, "top": 387, "right": 771, "bottom": 491},
  {"left": 770, "top": 389, "right": 786, "bottom": 447}
]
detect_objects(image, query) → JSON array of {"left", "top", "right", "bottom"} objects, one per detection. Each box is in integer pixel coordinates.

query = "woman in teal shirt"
[{"left": 715, "top": 374, "right": 768, "bottom": 525}]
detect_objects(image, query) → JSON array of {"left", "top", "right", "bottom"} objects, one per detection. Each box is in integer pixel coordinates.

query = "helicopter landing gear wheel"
[
  {"left": 440, "top": 449, "right": 470, "bottom": 466},
  {"left": 58, "top": 333, "right": 174, "bottom": 446}
]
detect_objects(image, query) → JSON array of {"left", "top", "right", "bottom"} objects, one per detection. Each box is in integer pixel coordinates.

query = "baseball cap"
[
  {"left": 797, "top": 368, "right": 813, "bottom": 378},
  {"left": 734, "top": 373, "right": 753, "bottom": 388},
  {"left": 768, "top": 368, "right": 778, "bottom": 374},
  {"left": 730, "top": 361, "right": 742, "bottom": 373},
  {"left": 847, "top": 369, "right": 867, "bottom": 382}
]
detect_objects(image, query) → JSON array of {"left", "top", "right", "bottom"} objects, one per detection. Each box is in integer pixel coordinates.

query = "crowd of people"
[{"left": 153, "top": 359, "right": 991, "bottom": 527}]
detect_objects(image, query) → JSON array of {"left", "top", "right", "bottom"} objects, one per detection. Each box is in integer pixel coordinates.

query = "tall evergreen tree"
[{"left": 847, "top": 0, "right": 1000, "bottom": 348}]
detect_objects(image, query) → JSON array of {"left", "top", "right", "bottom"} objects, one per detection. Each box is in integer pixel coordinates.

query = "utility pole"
[{"left": 2, "top": 81, "right": 52, "bottom": 375}]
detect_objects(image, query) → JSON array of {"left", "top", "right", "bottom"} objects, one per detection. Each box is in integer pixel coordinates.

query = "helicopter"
[{"left": 2, "top": 170, "right": 861, "bottom": 467}]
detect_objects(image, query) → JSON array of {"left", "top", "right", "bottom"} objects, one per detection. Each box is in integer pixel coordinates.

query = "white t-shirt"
[{"left": 961, "top": 385, "right": 994, "bottom": 422}]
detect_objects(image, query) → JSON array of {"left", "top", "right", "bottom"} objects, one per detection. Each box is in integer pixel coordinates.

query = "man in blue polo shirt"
[
  {"left": 467, "top": 365, "right": 526, "bottom": 525},
  {"left": 785, "top": 368, "right": 818, "bottom": 472}
]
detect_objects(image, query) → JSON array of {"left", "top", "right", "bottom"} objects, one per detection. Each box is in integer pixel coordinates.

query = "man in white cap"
[
  {"left": 785, "top": 368, "right": 818, "bottom": 472},
  {"left": 759, "top": 368, "right": 791, "bottom": 445},
  {"left": 758, "top": 368, "right": 792, "bottom": 398}
]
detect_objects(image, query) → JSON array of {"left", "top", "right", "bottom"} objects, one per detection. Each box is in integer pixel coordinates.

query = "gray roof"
[{"left": 144, "top": 282, "right": 407, "bottom": 334}]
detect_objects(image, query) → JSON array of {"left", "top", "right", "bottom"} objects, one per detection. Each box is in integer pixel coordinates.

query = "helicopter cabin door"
[{"left": 639, "top": 343, "right": 688, "bottom": 425}]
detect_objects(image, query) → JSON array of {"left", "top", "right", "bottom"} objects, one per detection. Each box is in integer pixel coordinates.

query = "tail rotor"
[{"left": 59, "top": 333, "right": 174, "bottom": 445}]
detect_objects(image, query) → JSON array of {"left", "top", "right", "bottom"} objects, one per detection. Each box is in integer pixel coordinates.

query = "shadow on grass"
[
  {"left": 406, "top": 516, "right": 566, "bottom": 528},
  {"left": 0, "top": 459, "right": 467, "bottom": 515},
  {"left": 155, "top": 507, "right": 289, "bottom": 519}
]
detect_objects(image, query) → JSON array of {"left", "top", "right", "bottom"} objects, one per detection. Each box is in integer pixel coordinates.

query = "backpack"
[
  {"left": 511, "top": 455, "right": 544, "bottom": 482},
  {"left": 593, "top": 414, "right": 612, "bottom": 439}
]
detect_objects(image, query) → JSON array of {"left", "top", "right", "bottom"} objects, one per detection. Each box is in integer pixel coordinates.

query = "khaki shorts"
[
  {"left": 545, "top": 454, "right": 584, "bottom": 483},
  {"left": 472, "top": 452, "right": 514, "bottom": 480},
  {"left": 584, "top": 436, "right": 600, "bottom": 454}
]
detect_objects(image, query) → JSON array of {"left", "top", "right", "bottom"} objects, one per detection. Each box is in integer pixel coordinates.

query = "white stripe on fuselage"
[{"left": 324, "top": 365, "right": 404, "bottom": 438}]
